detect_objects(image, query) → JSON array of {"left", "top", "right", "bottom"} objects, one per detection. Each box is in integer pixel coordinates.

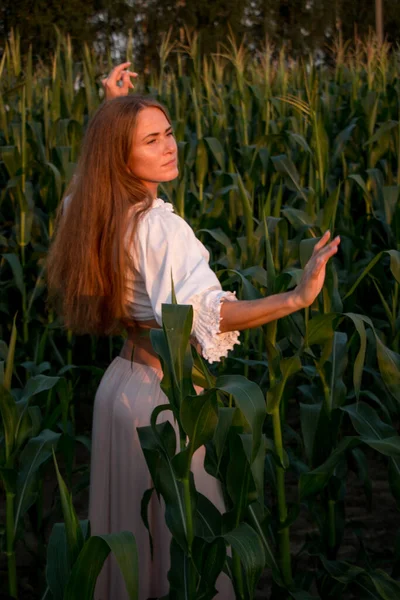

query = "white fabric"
[{"left": 125, "top": 198, "right": 240, "bottom": 363}]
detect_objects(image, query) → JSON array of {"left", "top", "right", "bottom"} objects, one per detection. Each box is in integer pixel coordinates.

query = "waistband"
[
  {"left": 119, "top": 325, "right": 202, "bottom": 370},
  {"left": 119, "top": 326, "right": 161, "bottom": 369}
]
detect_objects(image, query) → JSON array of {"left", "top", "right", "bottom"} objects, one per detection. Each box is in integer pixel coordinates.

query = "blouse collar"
[{"left": 152, "top": 197, "right": 175, "bottom": 212}]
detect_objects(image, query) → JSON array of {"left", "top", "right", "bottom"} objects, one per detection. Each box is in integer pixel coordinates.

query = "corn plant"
[
  {"left": 44, "top": 450, "right": 139, "bottom": 600},
  {"left": 138, "top": 288, "right": 400, "bottom": 599},
  {"left": 138, "top": 295, "right": 271, "bottom": 599},
  {"left": 1, "top": 24, "right": 400, "bottom": 599},
  {"left": 0, "top": 316, "right": 61, "bottom": 598}
]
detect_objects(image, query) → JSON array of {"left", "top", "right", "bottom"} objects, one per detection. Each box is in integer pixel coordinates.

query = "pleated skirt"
[{"left": 88, "top": 356, "right": 234, "bottom": 600}]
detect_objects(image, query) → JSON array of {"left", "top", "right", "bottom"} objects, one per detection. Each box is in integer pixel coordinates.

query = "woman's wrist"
[{"left": 289, "top": 288, "right": 307, "bottom": 311}]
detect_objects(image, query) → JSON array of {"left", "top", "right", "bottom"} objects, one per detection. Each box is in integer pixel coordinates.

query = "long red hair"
[{"left": 45, "top": 95, "right": 172, "bottom": 337}]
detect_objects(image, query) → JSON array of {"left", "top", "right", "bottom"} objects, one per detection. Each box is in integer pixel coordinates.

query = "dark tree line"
[{"left": 1, "top": 0, "right": 398, "bottom": 68}]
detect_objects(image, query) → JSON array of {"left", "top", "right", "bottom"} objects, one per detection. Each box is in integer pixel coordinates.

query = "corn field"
[{"left": 0, "top": 26, "right": 400, "bottom": 599}]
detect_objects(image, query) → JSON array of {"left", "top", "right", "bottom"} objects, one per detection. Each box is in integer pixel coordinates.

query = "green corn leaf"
[
  {"left": 282, "top": 207, "right": 315, "bottom": 230},
  {"left": 320, "top": 555, "right": 365, "bottom": 584},
  {"left": 3, "top": 312, "right": 18, "bottom": 391},
  {"left": 63, "top": 531, "right": 139, "bottom": 600},
  {"left": 382, "top": 187, "right": 400, "bottom": 226},
  {"left": 0, "top": 145, "right": 21, "bottom": 177},
  {"left": 364, "top": 120, "right": 398, "bottom": 146},
  {"left": 241, "top": 433, "right": 266, "bottom": 499},
  {"left": 361, "top": 437, "right": 400, "bottom": 457},
  {"left": 299, "top": 437, "right": 360, "bottom": 499},
  {"left": 173, "top": 389, "right": 219, "bottom": 478},
  {"left": 151, "top": 300, "right": 196, "bottom": 414},
  {"left": 213, "top": 407, "right": 236, "bottom": 471},
  {"left": 332, "top": 120, "right": 357, "bottom": 162},
  {"left": 344, "top": 313, "right": 368, "bottom": 401},
  {"left": 350, "top": 447, "right": 372, "bottom": 510},
  {"left": 138, "top": 422, "right": 188, "bottom": 551},
  {"left": 365, "top": 569, "right": 400, "bottom": 600},
  {"left": 2, "top": 253, "right": 24, "bottom": 295},
  {"left": 318, "top": 183, "right": 341, "bottom": 231},
  {"left": 222, "top": 268, "right": 262, "bottom": 300},
  {"left": 194, "top": 492, "right": 223, "bottom": 540},
  {"left": 386, "top": 249, "right": 400, "bottom": 284},
  {"left": 307, "top": 313, "right": 337, "bottom": 346},
  {"left": 375, "top": 336, "right": 400, "bottom": 403},
  {"left": 341, "top": 402, "right": 396, "bottom": 440},
  {"left": 215, "top": 374, "right": 265, "bottom": 461},
  {"left": 289, "top": 132, "right": 312, "bottom": 154},
  {"left": 236, "top": 170, "right": 255, "bottom": 251},
  {"left": 52, "top": 449, "right": 84, "bottom": 569},
  {"left": 272, "top": 154, "right": 308, "bottom": 202},
  {"left": 15, "top": 405, "right": 42, "bottom": 449},
  {"left": 223, "top": 522, "right": 265, "bottom": 598},
  {"left": 247, "top": 503, "right": 280, "bottom": 578},
  {"left": 299, "top": 403, "right": 321, "bottom": 465},
  {"left": 226, "top": 433, "right": 258, "bottom": 522},
  {"left": 343, "top": 253, "right": 382, "bottom": 300},
  {"left": 299, "top": 237, "right": 319, "bottom": 269},
  {"left": 192, "top": 536, "right": 227, "bottom": 597},
  {"left": 266, "top": 355, "right": 302, "bottom": 415},
  {"left": 19, "top": 374, "right": 60, "bottom": 404},
  {"left": 0, "top": 387, "right": 19, "bottom": 465},
  {"left": 46, "top": 522, "right": 73, "bottom": 600},
  {"left": 13, "top": 430, "right": 61, "bottom": 532},
  {"left": 204, "top": 137, "right": 225, "bottom": 171},
  {"left": 196, "top": 138, "right": 208, "bottom": 191},
  {"left": 140, "top": 488, "right": 155, "bottom": 560},
  {"left": 262, "top": 214, "right": 276, "bottom": 293}
]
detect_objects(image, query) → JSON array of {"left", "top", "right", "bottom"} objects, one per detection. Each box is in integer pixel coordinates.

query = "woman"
[{"left": 46, "top": 63, "right": 340, "bottom": 600}]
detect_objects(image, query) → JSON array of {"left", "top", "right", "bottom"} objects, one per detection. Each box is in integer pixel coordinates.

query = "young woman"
[{"left": 46, "top": 63, "right": 340, "bottom": 600}]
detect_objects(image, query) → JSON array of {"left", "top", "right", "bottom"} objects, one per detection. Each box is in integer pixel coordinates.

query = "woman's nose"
[{"left": 165, "top": 136, "right": 176, "bottom": 153}]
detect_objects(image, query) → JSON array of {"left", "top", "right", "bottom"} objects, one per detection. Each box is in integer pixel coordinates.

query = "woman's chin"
[{"left": 166, "top": 168, "right": 179, "bottom": 181}]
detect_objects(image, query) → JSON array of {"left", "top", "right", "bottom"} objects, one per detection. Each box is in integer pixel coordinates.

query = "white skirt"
[{"left": 89, "top": 356, "right": 234, "bottom": 600}]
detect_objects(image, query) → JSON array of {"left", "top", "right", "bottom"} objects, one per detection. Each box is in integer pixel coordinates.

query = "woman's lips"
[{"left": 163, "top": 158, "right": 177, "bottom": 166}]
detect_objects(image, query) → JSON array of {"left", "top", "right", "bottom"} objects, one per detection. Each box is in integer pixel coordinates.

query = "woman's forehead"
[{"left": 135, "top": 107, "right": 169, "bottom": 134}]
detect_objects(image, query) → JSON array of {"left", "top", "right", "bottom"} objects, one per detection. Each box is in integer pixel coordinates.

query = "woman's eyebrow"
[{"left": 142, "top": 126, "right": 172, "bottom": 141}]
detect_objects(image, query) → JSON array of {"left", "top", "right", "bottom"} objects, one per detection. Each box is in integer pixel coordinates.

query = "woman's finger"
[
  {"left": 109, "top": 62, "right": 132, "bottom": 77},
  {"left": 104, "top": 63, "right": 137, "bottom": 84},
  {"left": 121, "top": 72, "right": 137, "bottom": 91},
  {"left": 313, "top": 235, "right": 340, "bottom": 260},
  {"left": 310, "top": 239, "right": 339, "bottom": 277},
  {"left": 313, "top": 230, "right": 331, "bottom": 254}
]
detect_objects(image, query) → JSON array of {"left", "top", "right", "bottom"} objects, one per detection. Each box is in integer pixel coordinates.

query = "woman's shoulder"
[
  {"left": 139, "top": 198, "right": 193, "bottom": 235},
  {"left": 130, "top": 198, "right": 210, "bottom": 264}
]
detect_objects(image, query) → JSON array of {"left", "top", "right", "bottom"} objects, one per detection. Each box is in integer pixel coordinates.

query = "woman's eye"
[{"left": 147, "top": 132, "right": 174, "bottom": 144}]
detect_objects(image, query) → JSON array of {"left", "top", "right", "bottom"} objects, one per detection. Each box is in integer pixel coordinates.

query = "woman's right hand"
[
  {"left": 293, "top": 231, "right": 341, "bottom": 309},
  {"left": 101, "top": 62, "right": 138, "bottom": 101}
]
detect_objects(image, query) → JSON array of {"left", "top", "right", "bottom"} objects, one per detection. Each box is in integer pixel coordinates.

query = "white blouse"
[
  {"left": 124, "top": 198, "right": 240, "bottom": 363},
  {"left": 63, "top": 193, "right": 240, "bottom": 363}
]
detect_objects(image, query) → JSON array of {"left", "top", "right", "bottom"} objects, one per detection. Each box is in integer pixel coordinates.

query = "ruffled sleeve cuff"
[{"left": 190, "top": 289, "right": 241, "bottom": 363}]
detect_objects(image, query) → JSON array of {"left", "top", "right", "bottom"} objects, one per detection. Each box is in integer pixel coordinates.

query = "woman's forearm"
[{"left": 218, "top": 290, "right": 303, "bottom": 333}]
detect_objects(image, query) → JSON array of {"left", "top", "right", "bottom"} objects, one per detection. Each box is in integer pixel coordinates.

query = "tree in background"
[
  {"left": 0, "top": 0, "right": 99, "bottom": 59},
  {"left": 1, "top": 0, "right": 400, "bottom": 69},
  {"left": 248, "top": 0, "right": 337, "bottom": 54}
]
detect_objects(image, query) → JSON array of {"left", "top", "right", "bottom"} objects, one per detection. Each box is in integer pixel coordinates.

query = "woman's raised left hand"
[
  {"left": 293, "top": 230, "right": 341, "bottom": 309},
  {"left": 101, "top": 62, "right": 138, "bottom": 100}
]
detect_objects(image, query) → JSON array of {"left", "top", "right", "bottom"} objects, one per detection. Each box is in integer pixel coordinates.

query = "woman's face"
[{"left": 128, "top": 106, "right": 178, "bottom": 197}]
